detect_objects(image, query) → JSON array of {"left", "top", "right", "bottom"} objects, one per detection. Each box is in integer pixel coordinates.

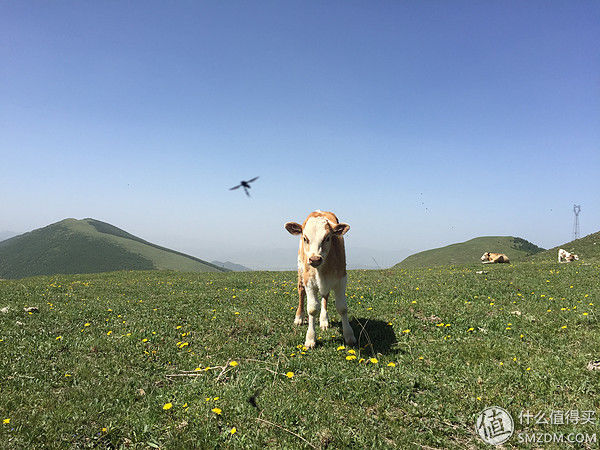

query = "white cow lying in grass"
[
  {"left": 558, "top": 248, "right": 579, "bottom": 263},
  {"left": 285, "top": 210, "right": 356, "bottom": 349}
]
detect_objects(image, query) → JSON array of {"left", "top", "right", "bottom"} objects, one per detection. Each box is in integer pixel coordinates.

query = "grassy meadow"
[{"left": 1, "top": 262, "right": 599, "bottom": 448}]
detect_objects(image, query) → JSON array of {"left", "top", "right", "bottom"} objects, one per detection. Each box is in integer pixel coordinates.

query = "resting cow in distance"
[
  {"left": 558, "top": 248, "right": 579, "bottom": 263},
  {"left": 480, "top": 252, "right": 510, "bottom": 264}
]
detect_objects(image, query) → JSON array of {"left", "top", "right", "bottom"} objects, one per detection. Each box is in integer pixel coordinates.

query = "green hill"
[
  {"left": 528, "top": 230, "right": 600, "bottom": 263},
  {"left": 0, "top": 218, "right": 227, "bottom": 279},
  {"left": 394, "top": 236, "right": 544, "bottom": 268}
]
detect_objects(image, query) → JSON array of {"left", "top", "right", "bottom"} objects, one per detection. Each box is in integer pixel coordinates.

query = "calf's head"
[
  {"left": 480, "top": 252, "right": 491, "bottom": 261},
  {"left": 285, "top": 216, "right": 350, "bottom": 267}
]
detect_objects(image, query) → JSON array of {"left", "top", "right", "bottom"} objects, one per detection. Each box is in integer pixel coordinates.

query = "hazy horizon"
[
  {"left": 0, "top": 215, "right": 588, "bottom": 270},
  {"left": 2, "top": 1, "right": 598, "bottom": 269}
]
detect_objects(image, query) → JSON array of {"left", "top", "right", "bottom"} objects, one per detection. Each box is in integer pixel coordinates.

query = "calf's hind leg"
[
  {"left": 320, "top": 294, "right": 330, "bottom": 330},
  {"left": 294, "top": 276, "right": 306, "bottom": 326}
]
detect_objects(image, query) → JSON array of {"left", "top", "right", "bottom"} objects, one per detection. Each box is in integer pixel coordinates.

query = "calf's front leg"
[
  {"left": 334, "top": 278, "right": 356, "bottom": 345},
  {"left": 304, "top": 287, "right": 319, "bottom": 349}
]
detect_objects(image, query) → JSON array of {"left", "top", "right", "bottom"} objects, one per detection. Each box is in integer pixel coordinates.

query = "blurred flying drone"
[{"left": 229, "top": 176, "right": 259, "bottom": 197}]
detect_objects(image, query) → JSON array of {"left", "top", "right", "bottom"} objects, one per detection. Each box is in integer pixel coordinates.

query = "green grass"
[
  {"left": 1, "top": 263, "right": 599, "bottom": 448},
  {"left": 0, "top": 219, "right": 225, "bottom": 279},
  {"left": 395, "top": 236, "right": 544, "bottom": 268}
]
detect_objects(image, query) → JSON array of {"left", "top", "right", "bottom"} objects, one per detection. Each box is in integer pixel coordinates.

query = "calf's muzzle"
[{"left": 309, "top": 256, "right": 322, "bottom": 267}]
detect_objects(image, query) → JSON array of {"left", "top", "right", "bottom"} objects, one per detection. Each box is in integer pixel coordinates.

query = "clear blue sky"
[{"left": 1, "top": 1, "right": 599, "bottom": 268}]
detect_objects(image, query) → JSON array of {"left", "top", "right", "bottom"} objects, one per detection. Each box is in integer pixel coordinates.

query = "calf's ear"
[
  {"left": 285, "top": 222, "right": 303, "bottom": 235},
  {"left": 333, "top": 223, "right": 350, "bottom": 235}
]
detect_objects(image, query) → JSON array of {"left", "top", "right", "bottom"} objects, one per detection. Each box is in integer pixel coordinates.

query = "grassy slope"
[
  {"left": 0, "top": 219, "right": 225, "bottom": 279},
  {"left": 395, "top": 236, "right": 544, "bottom": 268},
  {"left": 1, "top": 264, "right": 599, "bottom": 448},
  {"left": 529, "top": 230, "right": 600, "bottom": 263}
]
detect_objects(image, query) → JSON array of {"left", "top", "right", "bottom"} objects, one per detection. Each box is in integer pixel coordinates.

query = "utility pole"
[{"left": 572, "top": 204, "right": 581, "bottom": 240}]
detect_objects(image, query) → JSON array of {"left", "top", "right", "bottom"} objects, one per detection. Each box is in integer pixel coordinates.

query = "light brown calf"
[{"left": 285, "top": 211, "right": 356, "bottom": 348}]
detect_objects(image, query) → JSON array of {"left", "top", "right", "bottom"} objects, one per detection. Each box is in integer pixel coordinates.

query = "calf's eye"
[{"left": 303, "top": 236, "right": 309, "bottom": 244}]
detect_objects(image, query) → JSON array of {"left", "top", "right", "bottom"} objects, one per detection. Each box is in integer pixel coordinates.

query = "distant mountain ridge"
[
  {"left": 394, "top": 236, "right": 545, "bottom": 268},
  {"left": 0, "top": 218, "right": 227, "bottom": 279},
  {"left": 211, "top": 261, "right": 253, "bottom": 271}
]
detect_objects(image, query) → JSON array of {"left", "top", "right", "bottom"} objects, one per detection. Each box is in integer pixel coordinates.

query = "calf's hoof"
[
  {"left": 294, "top": 315, "right": 305, "bottom": 326},
  {"left": 320, "top": 319, "right": 329, "bottom": 331},
  {"left": 344, "top": 333, "right": 357, "bottom": 346},
  {"left": 304, "top": 339, "right": 316, "bottom": 349}
]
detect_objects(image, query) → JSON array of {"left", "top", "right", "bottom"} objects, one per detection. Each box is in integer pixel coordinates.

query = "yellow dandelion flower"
[
  {"left": 229, "top": 361, "right": 238, "bottom": 367},
  {"left": 102, "top": 427, "right": 107, "bottom": 432},
  {"left": 56, "top": 336, "right": 62, "bottom": 340},
  {"left": 561, "top": 325, "right": 567, "bottom": 329},
  {"left": 183, "top": 403, "right": 188, "bottom": 408},
  {"left": 142, "top": 338, "right": 148, "bottom": 343},
  {"left": 402, "top": 329, "right": 410, "bottom": 333},
  {"left": 84, "top": 323, "right": 90, "bottom": 327},
  {"left": 370, "top": 358, "right": 378, "bottom": 364},
  {"left": 387, "top": 362, "right": 396, "bottom": 367},
  {"left": 286, "top": 372, "right": 294, "bottom": 378},
  {"left": 211, "top": 408, "right": 222, "bottom": 415},
  {"left": 107, "top": 331, "right": 112, "bottom": 335},
  {"left": 163, "top": 403, "right": 173, "bottom": 410},
  {"left": 230, "top": 427, "right": 237, "bottom": 434},
  {"left": 3, "top": 418, "right": 10, "bottom": 424},
  {"left": 347, "top": 349, "right": 356, "bottom": 355},
  {"left": 346, "top": 355, "right": 357, "bottom": 360},
  {"left": 336, "top": 345, "right": 345, "bottom": 351}
]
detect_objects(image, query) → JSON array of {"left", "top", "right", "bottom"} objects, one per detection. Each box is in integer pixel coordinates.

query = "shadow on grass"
[{"left": 348, "top": 318, "right": 397, "bottom": 356}]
